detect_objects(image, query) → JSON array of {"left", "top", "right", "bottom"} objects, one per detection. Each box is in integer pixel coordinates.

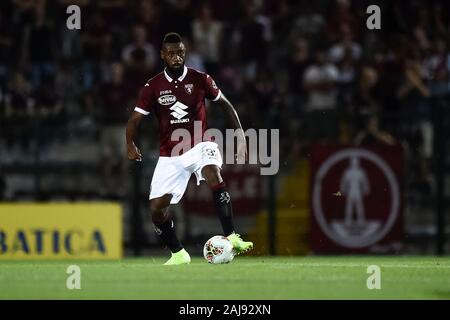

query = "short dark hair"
[{"left": 163, "top": 32, "right": 182, "bottom": 45}]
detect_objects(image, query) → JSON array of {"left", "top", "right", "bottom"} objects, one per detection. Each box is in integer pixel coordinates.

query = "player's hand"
[
  {"left": 127, "top": 143, "right": 142, "bottom": 162},
  {"left": 236, "top": 140, "right": 247, "bottom": 164}
]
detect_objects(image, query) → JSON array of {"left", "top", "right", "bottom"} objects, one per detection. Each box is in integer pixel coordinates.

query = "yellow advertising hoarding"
[{"left": 0, "top": 203, "right": 122, "bottom": 259}]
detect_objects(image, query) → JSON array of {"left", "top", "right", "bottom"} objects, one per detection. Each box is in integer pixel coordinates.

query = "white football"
[{"left": 203, "top": 235, "right": 235, "bottom": 264}]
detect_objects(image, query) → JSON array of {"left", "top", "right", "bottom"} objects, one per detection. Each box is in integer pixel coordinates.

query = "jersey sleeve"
[
  {"left": 134, "top": 84, "right": 153, "bottom": 116},
  {"left": 204, "top": 74, "right": 222, "bottom": 101}
]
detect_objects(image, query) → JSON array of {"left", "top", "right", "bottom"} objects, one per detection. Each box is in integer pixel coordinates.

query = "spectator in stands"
[
  {"left": 54, "top": 61, "right": 81, "bottom": 104},
  {"left": 99, "top": 0, "right": 127, "bottom": 27},
  {"left": 327, "top": 0, "right": 360, "bottom": 42},
  {"left": 287, "top": 36, "right": 311, "bottom": 97},
  {"left": 424, "top": 38, "right": 450, "bottom": 96},
  {"left": 10, "top": 0, "right": 35, "bottom": 28},
  {"left": 397, "top": 54, "right": 431, "bottom": 150},
  {"left": 336, "top": 47, "right": 358, "bottom": 109},
  {"left": 184, "top": 39, "right": 206, "bottom": 72},
  {"left": 290, "top": 4, "right": 325, "bottom": 40},
  {"left": 328, "top": 24, "right": 362, "bottom": 64},
  {"left": 397, "top": 53, "right": 433, "bottom": 191},
  {"left": 122, "top": 24, "right": 157, "bottom": 91},
  {"left": 4, "top": 71, "right": 34, "bottom": 119},
  {"left": 81, "top": 10, "right": 112, "bottom": 88},
  {"left": 136, "top": 0, "right": 163, "bottom": 49},
  {"left": 192, "top": 4, "right": 223, "bottom": 76},
  {"left": 33, "top": 75, "right": 61, "bottom": 148},
  {"left": 162, "top": 0, "right": 192, "bottom": 39},
  {"left": 234, "top": 1, "right": 270, "bottom": 80},
  {"left": 303, "top": 48, "right": 339, "bottom": 143},
  {"left": 0, "top": 9, "right": 13, "bottom": 83},
  {"left": 122, "top": 24, "right": 157, "bottom": 71},
  {"left": 353, "top": 65, "right": 380, "bottom": 115},
  {"left": 354, "top": 114, "right": 397, "bottom": 147},
  {"left": 3, "top": 71, "right": 34, "bottom": 150},
  {"left": 99, "top": 62, "right": 131, "bottom": 195},
  {"left": 24, "top": 1, "right": 56, "bottom": 86},
  {"left": 250, "top": 66, "right": 276, "bottom": 117}
]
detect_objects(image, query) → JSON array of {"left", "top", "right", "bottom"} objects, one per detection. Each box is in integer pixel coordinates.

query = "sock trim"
[
  {"left": 172, "top": 247, "right": 183, "bottom": 254},
  {"left": 153, "top": 213, "right": 171, "bottom": 226},
  {"left": 211, "top": 181, "right": 226, "bottom": 191}
]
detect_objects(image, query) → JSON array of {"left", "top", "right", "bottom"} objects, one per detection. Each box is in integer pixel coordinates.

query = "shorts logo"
[
  {"left": 184, "top": 84, "right": 194, "bottom": 95},
  {"left": 158, "top": 94, "right": 177, "bottom": 105},
  {"left": 205, "top": 148, "right": 216, "bottom": 157}
]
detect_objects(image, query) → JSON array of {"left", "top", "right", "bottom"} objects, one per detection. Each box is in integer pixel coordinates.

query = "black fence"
[{"left": 0, "top": 95, "right": 449, "bottom": 255}]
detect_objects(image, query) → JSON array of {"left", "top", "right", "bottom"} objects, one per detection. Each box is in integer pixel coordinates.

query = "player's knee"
[
  {"left": 149, "top": 195, "right": 171, "bottom": 223},
  {"left": 202, "top": 165, "right": 222, "bottom": 187},
  {"left": 151, "top": 211, "right": 168, "bottom": 225},
  {"left": 150, "top": 206, "right": 167, "bottom": 224}
]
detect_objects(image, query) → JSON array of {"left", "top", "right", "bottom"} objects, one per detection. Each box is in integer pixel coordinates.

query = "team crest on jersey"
[
  {"left": 158, "top": 94, "right": 177, "bottom": 105},
  {"left": 184, "top": 84, "right": 194, "bottom": 95}
]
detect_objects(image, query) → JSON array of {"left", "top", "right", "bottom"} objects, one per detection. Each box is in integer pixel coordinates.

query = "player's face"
[{"left": 161, "top": 42, "right": 186, "bottom": 70}]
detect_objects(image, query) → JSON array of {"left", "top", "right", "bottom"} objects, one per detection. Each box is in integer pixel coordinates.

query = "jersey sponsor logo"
[
  {"left": 160, "top": 90, "right": 172, "bottom": 95},
  {"left": 170, "top": 101, "right": 189, "bottom": 124},
  {"left": 158, "top": 94, "right": 177, "bottom": 105},
  {"left": 170, "top": 119, "right": 190, "bottom": 124},
  {"left": 184, "top": 83, "right": 194, "bottom": 95}
]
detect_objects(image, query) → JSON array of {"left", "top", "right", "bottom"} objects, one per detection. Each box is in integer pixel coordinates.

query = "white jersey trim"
[
  {"left": 134, "top": 107, "right": 150, "bottom": 115},
  {"left": 212, "top": 90, "right": 222, "bottom": 102},
  {"left": 164, "top": 66, "right": 188, "bottom": 83}
]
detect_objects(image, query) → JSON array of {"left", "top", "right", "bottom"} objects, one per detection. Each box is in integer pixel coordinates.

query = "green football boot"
[
  {"left": 163, "top": 248, "right": 191, "bottom": 266},
  {"left": 227, "top": 233, "right": 254, "bottom": 255}
]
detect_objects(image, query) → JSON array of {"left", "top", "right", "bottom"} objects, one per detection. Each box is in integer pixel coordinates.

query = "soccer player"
[{"left": 126, "top": 32, "right": 253, "bottom": 265}]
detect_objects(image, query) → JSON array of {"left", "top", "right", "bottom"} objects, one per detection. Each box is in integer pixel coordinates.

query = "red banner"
[
  {"left": 310, "top": 145, "right": 404, "bottom": 253},
  {"left": 183, "top": 164, "right": 262, "bottom": 217}
]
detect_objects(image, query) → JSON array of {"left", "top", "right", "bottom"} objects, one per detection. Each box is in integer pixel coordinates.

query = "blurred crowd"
[{"left": 0, "top": 0, "right": 450, "bottom": 198}]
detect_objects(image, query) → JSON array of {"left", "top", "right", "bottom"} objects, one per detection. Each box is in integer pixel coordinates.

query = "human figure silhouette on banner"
[{"left": 340, "top": 157, "right": 370, "bottom": 226}]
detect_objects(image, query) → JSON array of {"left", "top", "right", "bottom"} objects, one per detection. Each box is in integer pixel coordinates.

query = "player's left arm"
[{"left": 213, "top": 94, "right": 247, "bottom": 164}]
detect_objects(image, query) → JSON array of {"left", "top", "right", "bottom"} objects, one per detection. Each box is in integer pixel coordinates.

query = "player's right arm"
[
  {"left": 126, "top": 83, "right": 153, "bottom": 161},
  {"left": 126, "top": 111, "right": 144, "bottom": 161}
]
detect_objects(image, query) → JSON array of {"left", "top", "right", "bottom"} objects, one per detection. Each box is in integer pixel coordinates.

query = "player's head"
[
  {"left": 350, "top": 157, "right": 360, "bottom": 167},
  {"left": 161, "top": 32, "right": 186, "bottom": 71}
]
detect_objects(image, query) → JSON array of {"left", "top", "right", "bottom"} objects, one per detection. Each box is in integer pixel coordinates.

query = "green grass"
[{"left": 0, "top": 256, "right": 449, "bottom": 299}]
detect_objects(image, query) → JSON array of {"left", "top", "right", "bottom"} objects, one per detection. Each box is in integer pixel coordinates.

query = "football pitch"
[{"left": 0, "top": 256, "right": 449, "bottom": 299}]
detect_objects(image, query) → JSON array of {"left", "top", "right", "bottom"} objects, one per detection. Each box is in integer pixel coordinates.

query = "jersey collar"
[{"left": 164, "top": 65, "right": 188, "bottom": 83}]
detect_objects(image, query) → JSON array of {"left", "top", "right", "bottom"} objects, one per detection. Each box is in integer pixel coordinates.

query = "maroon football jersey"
[{"left": 134, "top": 66, "right": 221, "bottom": 156}]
